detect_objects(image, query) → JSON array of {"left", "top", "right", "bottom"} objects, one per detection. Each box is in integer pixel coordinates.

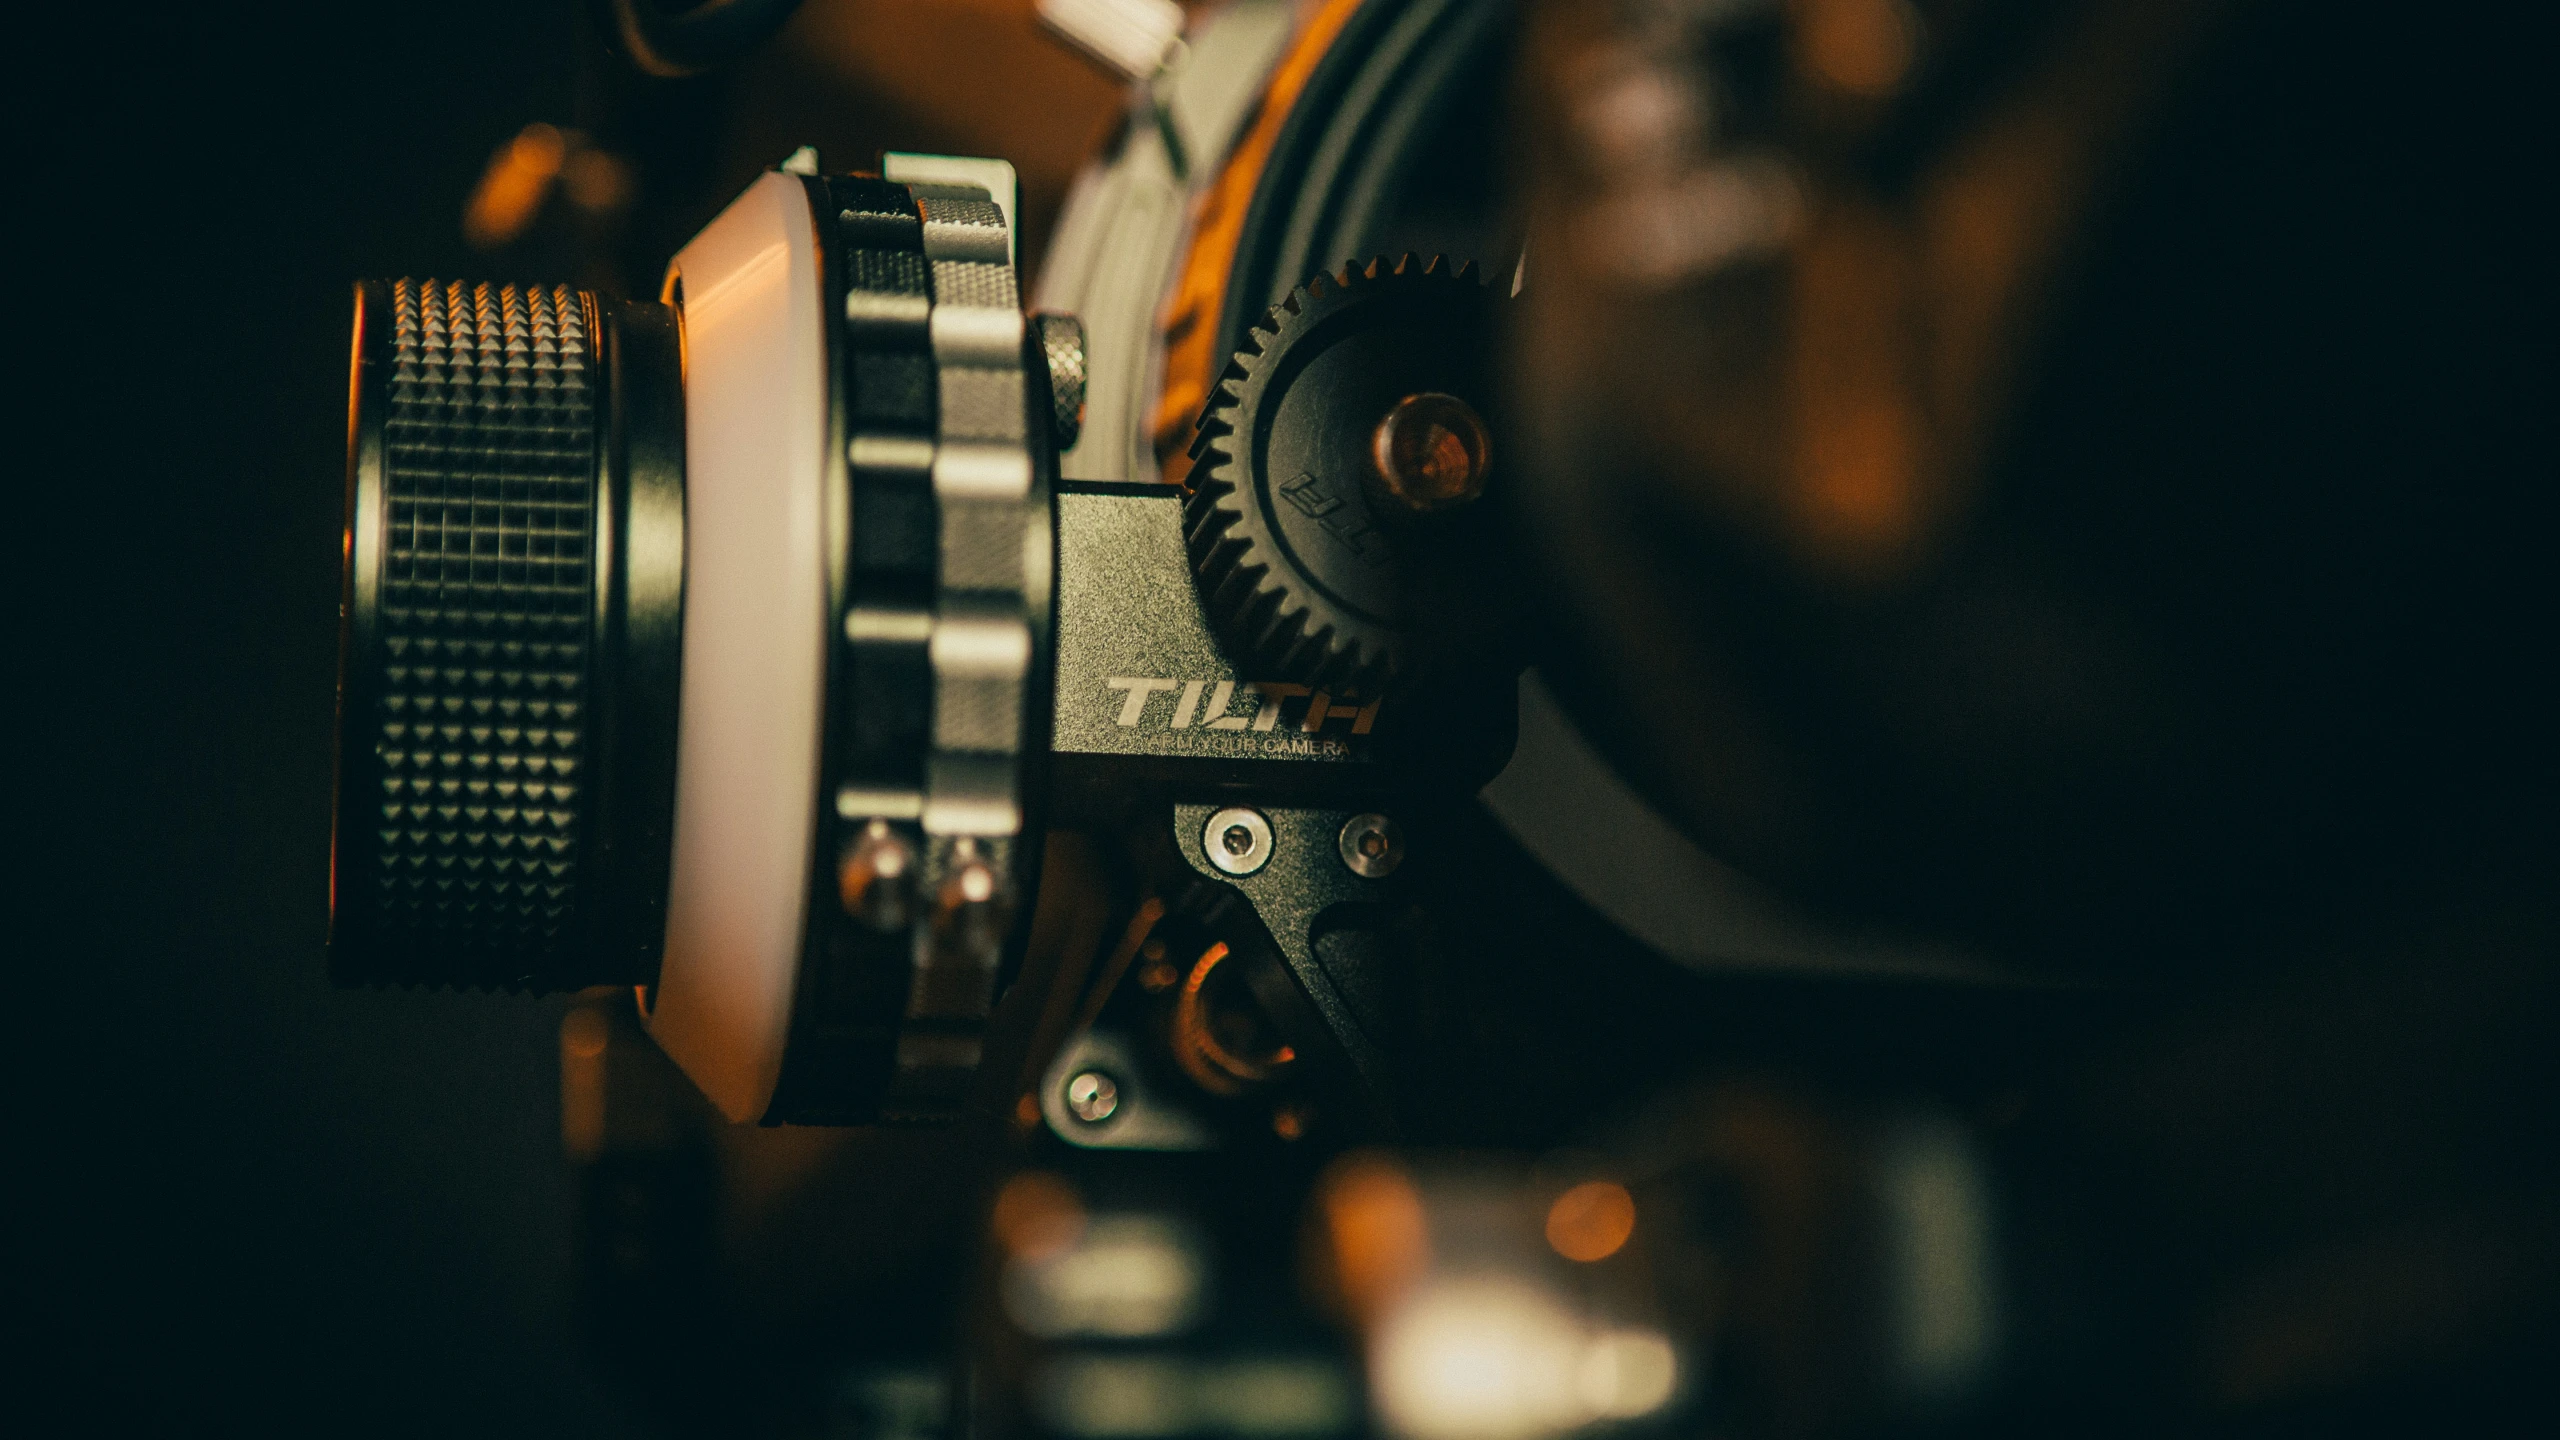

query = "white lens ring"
[{"left": 640, "top": 174, "right": 829, "bottom": 1123}]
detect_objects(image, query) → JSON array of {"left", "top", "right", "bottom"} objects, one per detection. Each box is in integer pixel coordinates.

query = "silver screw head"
[
  {"left": 933, "top": 837, "right": 1010, "bottom": 962},
  {"left": 1337, "top": 813, "right": 1404, "bottom": 878},
  {"left": 839, "top": 819, "right": 918, "bottom": 930},
  {"left": 1203, "top": 807, "right": 1275, "bottom": 876},
  {"left": 1063, "top": 1069, "right": 1120, "bottom": 1124}
]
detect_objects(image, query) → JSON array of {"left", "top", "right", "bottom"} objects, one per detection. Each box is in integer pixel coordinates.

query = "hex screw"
[
  {"left": 1337, "top": 812, "right": 1405, "bottom": 878},
  {"left": 1204, "top": 807, "right": 1274, "bottom": 876},
  {"left": 1064, "top": 1069, "right": 1120, "bottom": 1124}
]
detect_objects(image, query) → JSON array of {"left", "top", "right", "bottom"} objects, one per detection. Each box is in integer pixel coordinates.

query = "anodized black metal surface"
[
  {"left": 765, "top": 174, "right": 1061, "bottom": 1125},
  {"left": 1214, "top": 0, "right": 1511, "bottom": 370},
  {"left": 830, "top": 174, "right": 939, "bottom": 809},
  {"left": 1050, "top": 481, "right": 1516, "bottom": 828},
  {"left": 1169, "top": 803, "right": 1401, "bottom": 1121},
  {"left": 586, "top": 296, "right": 687, "bottom": 986},
  {"left": 1185, "top": 258, "right": 1500, "bottom": 690},
  {"left": 1048, "top": 485, "right": 1413, "bottom": 823},
  {"left": 767, "top": 174, "right": 936, "bottom": 1125},
  {"left": 330, "top": 279, "right": 684, "bottom": 991}
]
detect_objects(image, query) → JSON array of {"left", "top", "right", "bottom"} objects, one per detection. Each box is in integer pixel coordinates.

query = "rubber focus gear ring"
[{"left": 1183, "top": 256, "right": 1491, "bottom": 691}]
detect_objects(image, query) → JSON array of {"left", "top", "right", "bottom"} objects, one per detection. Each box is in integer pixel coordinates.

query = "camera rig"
[
  {"left": 334, "top": 137, "right": 1526, "bottom": 1151},
  {"left": 266, "top": 0, "right": 2555, "bottom": 1434}
]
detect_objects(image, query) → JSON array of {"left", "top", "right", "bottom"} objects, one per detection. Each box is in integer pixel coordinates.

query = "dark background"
[
  {"left": 38, "top": 5, "right": 1125, "bottom": 1428},
  {"left": 25, "top": 1, "right": 2553, "bottom": 1432},
  {"left": 40, "top": 4, "right": 634, "bottom": 1432},
  {"left": 24, "top": 3, "right": 929, "bottom": 1431}
]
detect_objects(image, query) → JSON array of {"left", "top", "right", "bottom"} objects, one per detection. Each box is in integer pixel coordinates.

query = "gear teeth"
[
  {"left": 1188, "top": 383, "right": 1247, "bottom": 462},
  {"left": 1187, "top": 333, "right": 1266, "bottom": 467},
  {"left": 1184, "top": 482, "right": 1237, "bottom": 567},
  {"left": 1179, "top": 254, "right": 1497, "bottom": 691}
]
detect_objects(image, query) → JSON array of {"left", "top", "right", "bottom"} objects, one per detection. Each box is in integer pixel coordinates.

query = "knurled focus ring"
[
  {"left": 347, "top": 280, "right": 598, "bottom": 985},
  {"left": 1038, "top": 311, "right": 1086, "bottom": 452}
]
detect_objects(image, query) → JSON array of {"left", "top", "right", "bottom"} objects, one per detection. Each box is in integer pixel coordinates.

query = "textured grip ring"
[{"left": 332, "top": 279, "right": 684, "bottom": 990}]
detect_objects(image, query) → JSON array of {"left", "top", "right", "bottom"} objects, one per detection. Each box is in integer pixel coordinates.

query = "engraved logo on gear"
[{"left": 1277, "top": 470, "right": 1390, "bottom": 566}]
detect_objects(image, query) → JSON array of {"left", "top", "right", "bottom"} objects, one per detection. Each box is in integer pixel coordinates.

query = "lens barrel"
[{"left": 332, "top": 279, "right": 684, "bottom": 990}]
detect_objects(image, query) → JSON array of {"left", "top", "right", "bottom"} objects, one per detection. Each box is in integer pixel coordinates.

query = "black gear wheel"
[{"left": 1184, "top": 255, "right": 1495, "bottom": 691}]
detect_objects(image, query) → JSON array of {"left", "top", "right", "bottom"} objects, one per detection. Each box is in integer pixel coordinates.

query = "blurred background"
[
  {"left": 31, "top": 3, "right": 1127, "bottom": 1432},
  {"left": 24, "top": 0, "right": 2553, "bottom": 1435}
]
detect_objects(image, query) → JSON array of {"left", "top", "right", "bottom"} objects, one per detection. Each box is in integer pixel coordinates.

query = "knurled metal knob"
[{"left": 332, "top": 278, "right": 683, "bottom": 991}]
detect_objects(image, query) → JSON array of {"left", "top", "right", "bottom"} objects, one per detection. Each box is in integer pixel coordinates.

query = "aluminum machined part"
[
  {"left": 1035, "top": 0, "right": 1297, "bottom": 482},
  {"left": 895, "top": 156, "right": 1047, "bottom": 1117},
  {"left": 905, "top": 159, "right": 1041, "bottom": 1120},
  {"left": 1039, "top": 0, "right": 1187, "bottom": 84},
  {"left": 757, "top": 159, "right": 1055, "bottom": 1125},
  {"left": 1203, "top": 806, "right": 1275, "bottom": 877},
  {"left": 1036, "top": 313, "right": 1088, "bottom": 451}
]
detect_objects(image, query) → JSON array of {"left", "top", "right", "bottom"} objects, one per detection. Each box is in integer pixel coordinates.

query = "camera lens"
[
  {"left": 329, "top": 163, "right": 1054, "bottom": 1125},
  {"left": 331, "top": 278, "right": 683, "bottom": 991}
]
